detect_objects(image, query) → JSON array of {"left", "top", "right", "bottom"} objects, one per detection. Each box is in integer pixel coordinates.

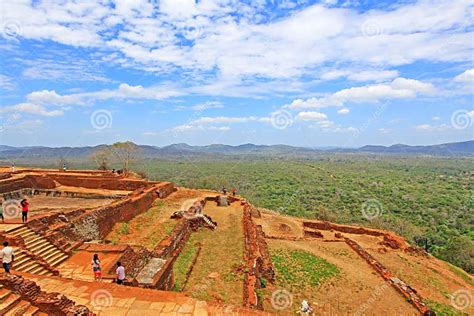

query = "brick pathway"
[{"left": 28, "top": 274, "right": 268, "bottom": 315}]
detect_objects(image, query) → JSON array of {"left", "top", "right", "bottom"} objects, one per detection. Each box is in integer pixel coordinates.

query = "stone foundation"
[{"left": 0, "top": 274, "right": 94, "bottom": 315}]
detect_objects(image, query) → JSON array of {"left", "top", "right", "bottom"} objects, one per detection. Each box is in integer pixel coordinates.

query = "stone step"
[
  {"left": 12, "top": 255, "right": 31, "bottom": 267},
  {"left": 14, "top": 259, "right": 39, "bottom": 272},
  {"left": 36, "top": 247, "right": 59, "bottom": 261},
  {"left": 19, "top": 231, "right": 36, "bottom": 240},
  {"left": 4, "top": 299, "right": 31, "bottom": 316},
  {"left": 36, "top": 269, "right": 53, "bottom": 276},
  {"left": 29, "top": 243, "right": 55, "bottom": 255},
  {"left": 23, "top": 305, "right": 40, "bottom": 316},
  {"left": 0, "top": 288, "right": 12, "bottom": 301},
  {"left": 43, "top": 251, "right": 64, "bottom": 265},
  {"left": 9, "top": 226, "right": 29, "bottom": 235},
  {"left": 49, "top": 254, "right": 68, "bottom": 267},
  {"left": 0, "top": 293, "right": 21, "bottom": 314},
  {"left": 29, "top": 266, "right": 48, "bottom": 275},
  {"left": 20, "top": 262, "right": 43, "bottom": 274},
  {"left": 25, "top": 236, "right": 47, "bottom": 248}
]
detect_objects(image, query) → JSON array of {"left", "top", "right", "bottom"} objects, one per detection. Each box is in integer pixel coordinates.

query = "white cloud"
[
  {"left": 286, "top": 77, "right": 435, "bottom": 109},
  {"left": 191, "top": 101, "right": 224, "bottom": 111},
  {"left": 415, "top": 123, "right": 451, "bottom": 132},
  {"left": 193, "top": 116, "right": 258, "bottom": 124},
  {"left": 1, "top": 0, "right": 471, "bottom": 86},
  {"left": 0, "top": 103, "right": 64, "bottom": 117},
  {"left": 321, "top": 69, "right": 399, "bottom": 82},
  {"left": 454, "top": 69, "right": 474, "bottom": 83},
  {"left": 432, "top": 116, "right": 441, "bottom": 121},
  {"left": 27, "top": 90, "right": 83, "bottom": 106},
  {"left": 337, "top": 108, "right": 350, "bottom": 114},
  {"left": 297, "top": 111, "right": 328, "bottom": 121},
  {"left": 0, "top": 74, "right": 15, "bottom": 90}
]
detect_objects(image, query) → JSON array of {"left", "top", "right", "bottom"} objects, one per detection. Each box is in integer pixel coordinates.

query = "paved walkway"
[{"left": 26, "top": 274, "right": 268, "bottom": 315}]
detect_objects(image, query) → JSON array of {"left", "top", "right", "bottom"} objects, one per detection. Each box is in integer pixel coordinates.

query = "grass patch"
[
  {"left": 118, "top": 222, "right": 130, "bottom": 235},
  {"left": 172, "top": 240, "right": 201, "bottom": 291},
  {"left": 425, "top": 299, "right": 469, "bottom": 316},
  {"left": 447, "top": 263, "right": 474, "bottom": 286},
  {"left": 271, "top": 248, "right": 339, "bottom": 291}
]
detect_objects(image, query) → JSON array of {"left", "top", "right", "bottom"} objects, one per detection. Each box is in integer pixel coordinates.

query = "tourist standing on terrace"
[
  {"left": 20, "top": 199, "right": 29, "bottom": 223},
  {"left": 0, "top": 241, "right": 14, "bottom": 274},
  {"left": 0, "top": 199, "right": 4, "bottom": 222},
  {"left": 116, "top": 262, "right": 125, "bottom": 285},
  {"left": 91, "top": 254, "right": 102, "bottom": 281}
]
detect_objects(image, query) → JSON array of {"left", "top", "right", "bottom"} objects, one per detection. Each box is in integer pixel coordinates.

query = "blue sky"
[{"left": 0, "top": 0, "right": 473, "bottom": 148}]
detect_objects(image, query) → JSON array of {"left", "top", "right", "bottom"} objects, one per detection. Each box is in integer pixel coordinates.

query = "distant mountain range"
[{"left": 0, "top": 140, "right": 473, "bottom": 159}]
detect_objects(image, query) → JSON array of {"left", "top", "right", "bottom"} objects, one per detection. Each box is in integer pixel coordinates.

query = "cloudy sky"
[{"left": 0, "top": 0, "right": 473, "bottom": 148}]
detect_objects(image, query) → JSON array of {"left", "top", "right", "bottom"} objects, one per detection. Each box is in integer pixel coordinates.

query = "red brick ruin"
[{"left": 0, "top": 168, "right": 435, "bottom": 315}]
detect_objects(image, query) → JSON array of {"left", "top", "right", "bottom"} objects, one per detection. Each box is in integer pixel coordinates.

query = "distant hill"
[
  {"left": 354, "top": 140, "right": 474, "bottom": 155},
  {"left": 0, "top": 140, "right": 472, "bottom": 159}
]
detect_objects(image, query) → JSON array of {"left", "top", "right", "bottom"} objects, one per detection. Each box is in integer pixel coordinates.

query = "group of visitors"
[
  {"left": 1, "top": 247, "right": 126, "bottom": 285},
  {"left": 0, "top": 198, "right": 29, "bottom": 223},
  {"left": 91, "top": 254, "right": 126, "bottom": 285}
]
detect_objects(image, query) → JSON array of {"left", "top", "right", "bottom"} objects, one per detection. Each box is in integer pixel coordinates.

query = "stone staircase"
[
  {"left": 11, "top": 249, "right": 53, "bottom": 276},
  {"left": 8, "top": 226, "right": 69, "bottom": 274},
  {"left": 0, "top": 285, "right": 46, "bottom": 316}
]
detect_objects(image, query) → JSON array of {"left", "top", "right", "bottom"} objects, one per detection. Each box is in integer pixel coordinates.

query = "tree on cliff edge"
[{"left": 111, "top": 141, "right": 138, "bottom": 174}]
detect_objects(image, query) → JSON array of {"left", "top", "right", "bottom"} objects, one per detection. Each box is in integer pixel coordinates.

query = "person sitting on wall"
[
  {"left": 91, "top": 254, "right": 102, "bottom": 281},
  {"left": 0, "top": 241, "right": 14, "bottom": 274},
  {"left": 116, "top": 261, "right": 126, "bottom": 285},
  {"left": 20, "top": 199, "right": 29, "bottom": 223},
  {"left": 221, "top": 186, "right": 227, "bottom": 195}
]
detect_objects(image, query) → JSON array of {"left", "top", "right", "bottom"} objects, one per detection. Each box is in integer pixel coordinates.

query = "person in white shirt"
[
  {"left": 0, "top": 241, "right": 14, "bottom": 274},
  {"left": 116, "top": 261, "right": 125, "bottom": 285}
]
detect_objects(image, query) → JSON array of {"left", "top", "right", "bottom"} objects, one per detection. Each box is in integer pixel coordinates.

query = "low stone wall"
[
  {"left": 0, "top": 274, "right": 93, "bottom": 315},
  {"left": 344, "top": 237, "right": 430, "bottom": 314},
  {"left": 303, "top": 220, "right": 405, "bottom": 248},
  {"left": 242, "top": 203, "right": 275, "bottom": 310}
]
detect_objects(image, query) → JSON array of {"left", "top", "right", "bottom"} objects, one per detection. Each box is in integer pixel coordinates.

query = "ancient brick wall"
[
  {"left": 48, "top": 174, "right": 157, "bottom": 191},
  {"left": 0, "top": 175, "right": 56, "bottom": 194},
  {"left": 242, "top": 203, "right": 275, "bottom": 309},
  {"left": 105, "top": 245, "right": 155, "bottom": 281},
  {"left": 0, "top": 274, "right": 94, "bottom": 315},
  {"left": 344, "top": 237, "right": 430, "bottom": 314},
  {"left": 303, "top": 221, "right": 386, "bottom": 237}
]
